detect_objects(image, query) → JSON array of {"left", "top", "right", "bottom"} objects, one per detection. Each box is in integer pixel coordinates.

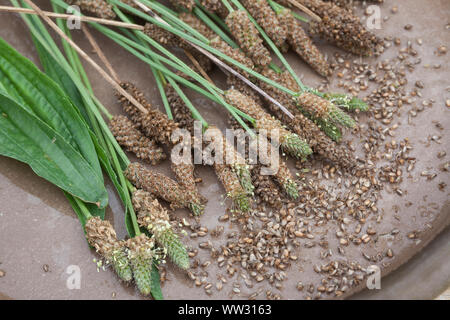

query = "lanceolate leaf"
[
  {"left": 0, "top": 37, "right": 102, "bottom": 181},
  {"left": 0, "top": 93, "right": 108, "bottom": 208},
  {"left": 32, "top": 36, "right": 93, "bottom": 127},
  {"left": 151, "top": 264, "right": 164, "bottom": 300}
]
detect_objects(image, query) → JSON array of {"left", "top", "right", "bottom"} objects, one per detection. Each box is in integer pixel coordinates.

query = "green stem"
[
  {"left": 195, "top": 0, "right": 229, "bottom": 31},
  {"left": 229, "top": 0, "right": 306, "bottom": 92},
  {"left": 220, "top": 0, "right": 235, "bottom": 13},
  {"left": 18, "top": 1, "right": 128, "bottom": 167},
  {"left": 74, "top": 197, "right": 93, "bottom": 220},
  {"left": 105, "top": 137, "right": 140, "bottom": 236},
  {"left": 133, "top": 0, "right": 209, "bottom": 43},
  {"left": 193, "top": 6, "right": 237, "bottom": 48},
  {"left": 152, "top": 66, "right": 173, "bottom": 119},
  {"left": 268, "top": 0, "right": 309, "bottom": 23},
  {"left": 107, "top": 0, "right": 297, "bottom": 96}
]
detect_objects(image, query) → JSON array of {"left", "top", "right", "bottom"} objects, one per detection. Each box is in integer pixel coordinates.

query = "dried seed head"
[
  {"left": 304, "top": 0, "right": 383, "bottom": 56},
  {"left": 165, "top": 83, "right": 195, "bottom": 134},
  {"left": 296, "top": 91, "right": 332, "bottom": 119},
  {"left": 242, "top": 0, "right": 288, "bottom": 49},
  {"left": 125, "top": 162, "right": 204, "bottom": 215},
  {"left": 276, "top": 157, "right": 299, "bottom": 199},
  {"left": 277, "top": 8, "right": 330, "bottom": 77},
  {"left": 227, "top": 75, "right": 263, "bottom": 106},
  {"left": 225, "top": 89, "right": 311, "bottom": 158},
  {"left": 126, "top": 234, "right": 156, "bottom": 296},
  {"left": 258, "top": 67, "right": 356, "bottom": 169},
  {"left": 251, "top": 165, "right": 283, "bottom": 208},
  {"left": 66, "top": 0, "right": 115, "bottom": 19},
  {"left": 171, "top": 161, "right": 207, "bottom": 208},
  {"left": 210, "top": 36, "right": 255, "bottom": 77},
  {"left": 132, "top": 190, "right": 190, "bottom": 269},
  {"left": 84, "top": 217, "right": 132, "bottom": 281},
  {"left": 210, "top": 126, "right": 254, "bottom": 195},
  {"left": 200, "top": 0, "right": 225, "bottom": 13},
  {"left": 85, "top": 216, "right": 117, "bottom": 258},
  {"left": 116, "top": 82, "right": 180, "bottom": 146},
  {"left": 321, "top": 0, "right": 354, "bottom": 10},
  {"left": 143, "top": 23, "right": 212, "bottom": 72},
  {"left": 179, "top": 12, "right": 216, "bottom": 39},
  {"left": 143, "top": 23, "right": 190, "bottom": 50},
  {"left": 214, "top": 163, "right": 251, "bottom": 212},
  {"left": 168, "top": 0, "right": 195, "bottom": 11},
  {"left": 109, "top": 115, "right": 166, "bottom": 165},
  {"left": 226, "top": 10, "right": 272, "bottom": 66}
]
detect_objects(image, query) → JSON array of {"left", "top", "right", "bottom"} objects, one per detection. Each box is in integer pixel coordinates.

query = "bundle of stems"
[{"left": 11, "top": 0, "right": 165, "bottom": 299}]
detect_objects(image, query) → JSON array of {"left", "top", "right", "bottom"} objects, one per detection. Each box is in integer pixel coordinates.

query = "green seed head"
[
  {"left": 283, "top": 179, "right": 299, "bottom": 200},
  {"left": 348, "top": 97, "right": 369, "bottom": 112},
  {"left": 281, "top": 134, "right": 313, "bottom": 159},
  {"left": 316, "top": 118, "right": 342, "bottom": 142},
  {"left": 111, "top": 246, "right": 133, "bottom": 282},
  {"left": 189, "top": 201, "right": 205, "bottom": 216},
  {"left": 328, "top": 105, "right": 356, "bottom": 128},
  {"left": 232, "top": 193, "right": 251, "bottom": 213},
  {"left": 156, "top": 229, "right": 190, "bottom": 270},
  {"left": 130, "top": 253, "right": 152, "bottom": 296},
  {"left": 126, "top": 235, "right": 155, "bottom": 296},
  {"left": 233, "top": 164, "right": 255, "bottom": 195}
]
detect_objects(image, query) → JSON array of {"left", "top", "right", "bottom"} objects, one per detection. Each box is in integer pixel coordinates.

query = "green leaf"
[
  {"left": 32, "top": 35, "right": 93, "bottom": 127},
  {"left": 0, "top": 37, "right": 102, "bottom": 182},
  {"left": 151, "top": 263, "right": 164, "bottom": 300},
  {"left": 0, "top": 93, "right": 108, "bottom": 207}
]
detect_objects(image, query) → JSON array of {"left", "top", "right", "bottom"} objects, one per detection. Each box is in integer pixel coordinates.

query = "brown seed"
[
  {"left": 0, "top": 269, "right": 5, "bottom": 277},
  {"left": 386, "top": 249, "right": 394, "bottom": 258},
  {"left": 43, "top": 264, "right": 49, "bottom": 272},
  {"left": 437, "top": 45, "right": 447, "bottom": 55}
]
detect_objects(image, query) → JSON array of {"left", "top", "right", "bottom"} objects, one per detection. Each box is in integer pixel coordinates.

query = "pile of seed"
[{"left": 178, "top": 14, "right": 445, "bottom": 299}]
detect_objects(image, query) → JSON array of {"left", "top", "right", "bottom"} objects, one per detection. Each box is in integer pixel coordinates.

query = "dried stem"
[
  {"left": 0, "top": 5, "right": 144, "bottom": 29},
  {"left": 287, "top": 0, "right": 321, "bottom": 22},
  {"left": 183, "top": 49, "right": 214, "bottom": 84},
  {"left": 82, "top": 24, "right": 120, "bottom": 83},
  {"left": 130, "top": 0, "right": 294, "bottom": 119},
  {"left": 22, "top": 0, "right": 148, "bottom": 115}
]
